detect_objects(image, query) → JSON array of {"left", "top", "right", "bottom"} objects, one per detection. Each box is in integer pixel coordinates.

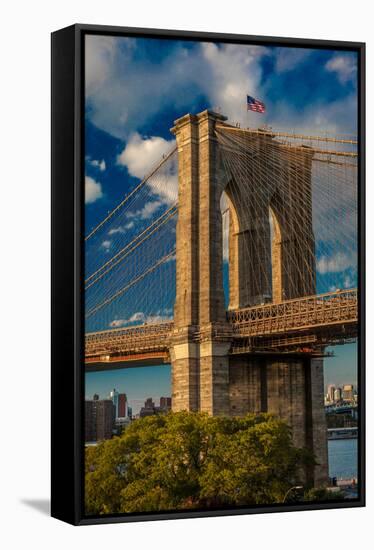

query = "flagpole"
[{"left": 246, "top": 95, "right": 251, "bottom": 129}]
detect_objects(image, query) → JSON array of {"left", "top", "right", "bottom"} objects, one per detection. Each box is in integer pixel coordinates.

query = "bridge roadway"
[{"left": 85, "top": 289, "right": 358, "bottom": 370}]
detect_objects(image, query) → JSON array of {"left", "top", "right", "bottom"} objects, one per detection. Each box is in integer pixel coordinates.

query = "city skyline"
[
  {"left": 85, "top": 342, "right": 357, "bottom": 415},
  {"left": 85, "top": 365, "right": 171, "bottom": 414}
]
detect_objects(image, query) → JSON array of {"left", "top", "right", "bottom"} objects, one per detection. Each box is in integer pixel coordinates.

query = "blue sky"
[{"left": 84, "top": 35, "right": 358, "bottom": 410}]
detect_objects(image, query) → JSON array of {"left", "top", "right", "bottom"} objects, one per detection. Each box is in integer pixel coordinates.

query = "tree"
[{"left": 85, "top": 412, "right": 315, "bottom": 515}]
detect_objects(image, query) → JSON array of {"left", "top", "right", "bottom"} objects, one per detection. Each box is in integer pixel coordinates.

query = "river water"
[{"left": 328, "top": 438, "right": 358, "bottom": 479}]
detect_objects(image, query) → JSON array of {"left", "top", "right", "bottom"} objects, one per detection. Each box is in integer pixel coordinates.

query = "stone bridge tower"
[{"left": 170, "top": 110, "right": 327, "bottom": 487}]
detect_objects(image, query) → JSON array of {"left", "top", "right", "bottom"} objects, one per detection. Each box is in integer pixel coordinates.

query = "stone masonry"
[{"left": 170, "top": 110, "right": 328, "bottom": 487}]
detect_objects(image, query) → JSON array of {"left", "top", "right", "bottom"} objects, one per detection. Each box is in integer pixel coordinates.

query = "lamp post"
[{"left": 283, "top": 485, "right": 304, "bottom": 503}]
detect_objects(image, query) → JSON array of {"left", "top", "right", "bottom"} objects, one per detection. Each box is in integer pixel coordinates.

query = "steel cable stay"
[
  {"left": 85, "top": 123, "right": 357, "bottom": 337},
  {"left": 85, "top": 248, "right": 177, "bottom": 320},
  {"left": 85, "top": 145, "right": 177, "bottom": 241}
]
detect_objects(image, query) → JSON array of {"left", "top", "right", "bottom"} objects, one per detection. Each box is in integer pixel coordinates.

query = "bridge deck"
[{"left": 85, "top": 289, "right": 357, "bottom": 367}]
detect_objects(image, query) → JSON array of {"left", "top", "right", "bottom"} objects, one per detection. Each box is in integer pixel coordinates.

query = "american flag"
[{"left": 247, "top": 95, "right": 266, "bottom": 113}]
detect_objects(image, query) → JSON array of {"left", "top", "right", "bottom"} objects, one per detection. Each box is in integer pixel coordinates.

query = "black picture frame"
[{"left": 51, "top": 23, "right": 365, "bottom": 526}]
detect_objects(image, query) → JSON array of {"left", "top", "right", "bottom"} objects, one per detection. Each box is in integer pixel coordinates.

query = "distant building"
[
  {"left": 334, "top": 387, "right": 342, "bottom": 402},
  {"left": 139, "top": 397, "right": 156, "bottom": 418},
  {"left": 144, "top": 397, "right": 155, "bottom": 409},
  {"left": 127, "top": 405, "right": 133, "bottom": 418},
  {"left": 85, "top": 400, "right": 96, "bottom": 442},
  {"left": 160, "top": 397, "right": 172, "bottom": 411},
  {"left": 109, "top": 388, "right": 119, "bottom": 418},
  {"left": 93, "top": 393, "right": 100, "bottom": 401},
  {"left": 327, "top": 385, "right": 336, "bottom": 403},
  {"left": 96, "top": 400, "right": 115, "bottom": 440},
  {"left": 118, "top": 393, "right": 128, "bottom": 418},
  {"left": 342, "top": 384, "right": 354, "bottom": 402},
  {"left": 85, "top": 397, "right": 115, "bottom": 442},
  {"left": 139, "top": 397, "right": 172, "bottom": 417}
]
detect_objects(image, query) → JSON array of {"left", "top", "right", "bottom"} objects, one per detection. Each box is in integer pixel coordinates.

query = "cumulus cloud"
[
  {"left": 118, "top": 133, "right": 178, "bottom": 206},
  {"left": 126, "top": 199, "right": 163, "bottom": 220},
  {"left": 325, "top": 54, "right": 357, "bottom": 84},
  {"left": 109, "top": 310, "right": 173, "bottom": 328},
  {"left": 85, "top": 37, "right": 199, "bottom": 139},
  {"left": 85, "top": 37, "right": 358, "bottom": 144},
  {"left": 118, "top": 132, "right": 175, "bottom": 178},
  {"left": 85, "top": 36, "right": 270, "bottom": 138},
  {"left": 108, "top": 221, "right": 135, "bottom": 235},
  {"left": 266, "top": 94, "right": 357, "bottom": 137},
  {"left": 274, "top": 47, "right": 312, "bottom": 73},
  {"left": 85, "top": 175, "right": 103, "bottom": 204},
  {"left": 110, "top": 312, "right": 145, "bottom": 327},
  {"left": 317, "top": 252, "right": 356, "bottom": 274},
  {"left": 343, "top": 274, "right": 354, "bottom": 289},
  {"left": 88, "top": 158, "right": 106, "bottom": 171},
  {"left": 101, "top": 240, "right": 112, "bottom": 251},
  {"left": 85, "top": 35, "right": 118, "bottom": 97},
  {"left": 200, "top": 43, "right": 266, "bottom": 124}
]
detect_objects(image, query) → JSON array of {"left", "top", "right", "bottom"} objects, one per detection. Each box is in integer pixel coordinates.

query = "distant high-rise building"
[
  {"left": 85, "top": 400, "right": 96, "bottom": 442},
  {"left": 139, "top": 397, "right": 172, "bottom": 418},
  {"left": 118, "top": 393, "right": 128, "bottom": 418},
  {"left": 127, "top": 405, "right": 133, "bottom": 418},
  {"left": 140, "top": 398, "right": 156, "bottom": 418},
  {"left": 334, "top": 387, "right": 342, "bottom": 402},
  {"left": 160, "top": 397, "right": 172, "bottom": 411},
  {"left": 327, "top": 385, "right": 336, "bottom": 403},
  {"left": 144, "top": 398, "right": 155, "bottom": 409},
  {"left": 85, "top": 398, "right": 115, "bottom": 442},
  {"left": 96, "top": 400, "right": 115, "bottom": 440},
  {"left": 93, "top": 393, "right": 100, "bottom": 401},
  {"left": 110, "top": 388, "right": 119, "bottom": 418},
  {"left": 342, "top": 384, "right": 354, "bottom": 402}
]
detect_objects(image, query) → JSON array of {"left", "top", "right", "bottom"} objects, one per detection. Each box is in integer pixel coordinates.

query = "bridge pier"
[
  {"left": 170, "top": 109, "right": 328, "bottom": 487},
  {"left": 199, "top": 338, "right": 231, "bottom": 416},
  {"left": 227, "top": 355, "right": 328, "bottom": 486},
  {"left": 170, "top": 339, "right": 200, "bottom": 412}
]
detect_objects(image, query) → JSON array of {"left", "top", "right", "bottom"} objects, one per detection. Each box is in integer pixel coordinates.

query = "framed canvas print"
[{"left": 51, "top": 24, "right": 365, "bottom": 525}]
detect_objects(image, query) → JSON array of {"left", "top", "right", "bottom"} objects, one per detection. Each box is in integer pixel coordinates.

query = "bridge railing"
[
  {"left": 85, "top": 321, "right": 174, "bottom": 356},
  {"left": 227, "top": 289, "right": 358, "bottom": 336}
]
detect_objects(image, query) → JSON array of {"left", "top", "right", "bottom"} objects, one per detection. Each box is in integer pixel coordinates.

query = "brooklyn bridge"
[{"left": 85, "top": 110, "right": 358, "bottom": 486}]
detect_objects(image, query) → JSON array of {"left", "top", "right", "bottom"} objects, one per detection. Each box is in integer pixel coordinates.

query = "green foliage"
[{"left": 85, "top": 411, "right": 314, "bottom": 515}]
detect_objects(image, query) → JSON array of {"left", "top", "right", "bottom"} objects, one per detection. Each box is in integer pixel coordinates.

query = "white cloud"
[
  {"left": 109, "top": 310, "right": 173, "bottom": 328},
  {"left": 101, "top": 240, "right": 112, "bottom": 251},
  {"left": 118, "top": 132, "right": 174, "bottom": 178},
  {"left": 85, "top": 38, "right": 358, "bottom": 142},
  {"left": 265, "top": 94, "right": 357, "bottom": 137},
  {"left": 89, "top": 158, "right": 106, "bottom": 171},
  {"left": 107, "top": 221, "right": 134, "bottom": 235},
  {"left": 85, "top": 37, "right": 197, "bottom": 139},
  {"left": 108, "top": 227, "right": 124, "bottom": 236},
  {"left": 274, "top": 47, "right": 311, "bottom": 73},
  {"left": 343, "top": 275, "right": 354, "bottom": 289},
  {"left": 85, "top": 37, "right": 270, "bottom": 138},
  {"left": 118, "top": 133, "right": 178, "bottom": 206},
  {"left": 201, "top": 42, "right": 266, "bottom": 124},
  {"left": 110, "top": 312, "right": 145, "bottom": 327},
  {"left": 317, "top": 252, "right": 356, "bottom": 274},
  {"left": 126, "top": 200, "right": 163, "bottom": 220},
  {"left": 85, "top": 35, "right": 118, "bottom": 97},
  {"left": 325, "top": 54, "right": 357, "bottom": 84},
  {"left": 85, "top": 175, "right": 103, "bottom": 204}
]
